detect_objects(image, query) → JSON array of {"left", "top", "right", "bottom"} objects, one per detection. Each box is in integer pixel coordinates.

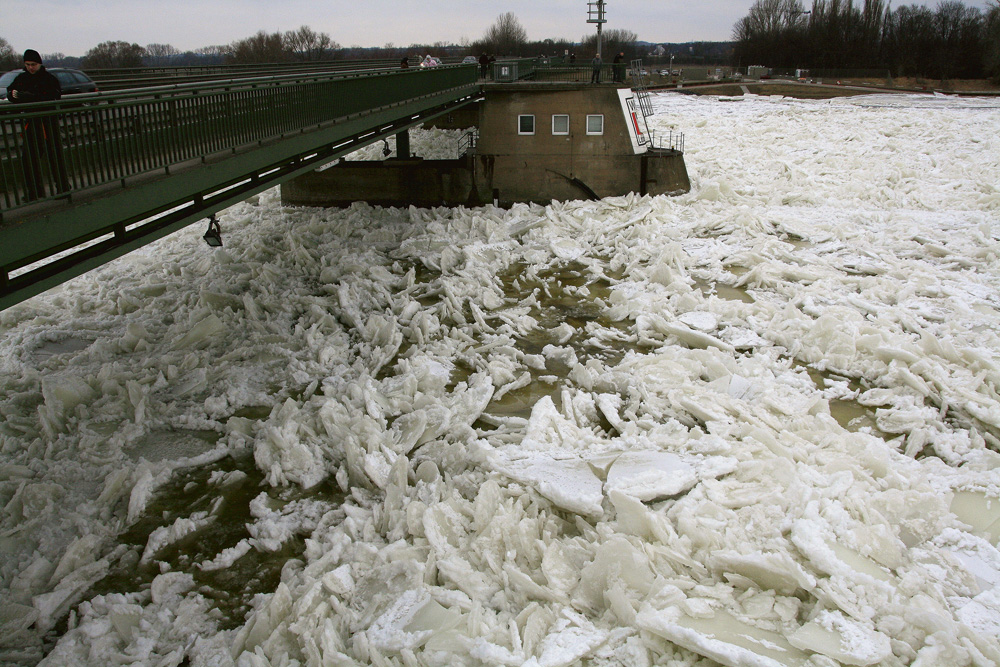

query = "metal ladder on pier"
[{"left": 629, "top": 59, "right": 684, "bottom": 152}]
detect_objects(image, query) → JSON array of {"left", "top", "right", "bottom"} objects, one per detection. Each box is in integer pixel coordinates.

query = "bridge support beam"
[{"left": 395, "top": 130, "right": 411, "bottom": 159}]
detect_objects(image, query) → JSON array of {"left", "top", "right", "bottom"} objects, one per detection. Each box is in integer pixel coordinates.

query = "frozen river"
[{"left": 1, "top": 91, "right": 999, "bottom": 666}]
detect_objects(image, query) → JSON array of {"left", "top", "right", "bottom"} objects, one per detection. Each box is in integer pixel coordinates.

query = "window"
[
  {"left": 586, "top": 114, "right": 604, "bottom": 135},
  {"left": 518, "top": 115, "right": 535, "bottom": 135},
  {"left": 552, "top": 114, "right": 570, "bottom": 135}
]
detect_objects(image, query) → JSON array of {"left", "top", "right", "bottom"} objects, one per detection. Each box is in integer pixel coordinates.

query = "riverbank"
[{"left": 664, "top": 77, "right": 1000, "bottom": 99}]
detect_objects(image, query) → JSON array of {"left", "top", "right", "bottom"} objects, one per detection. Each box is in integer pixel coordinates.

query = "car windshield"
[{"left": 0, "top": 71, "right": 19, "bottom": 87}]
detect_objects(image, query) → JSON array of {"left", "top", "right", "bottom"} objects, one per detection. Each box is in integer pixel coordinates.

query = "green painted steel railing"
[
  {"left": 85, "top": 59, "right": 418, "bottom": 91},
  {"left": 0, "top": 65, "right": 479, "bottom": 215}
]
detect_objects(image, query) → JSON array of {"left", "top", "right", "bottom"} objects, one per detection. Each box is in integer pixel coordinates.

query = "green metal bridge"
[{"left": 0, "top": 63, "right": 494, "bottom": 311}]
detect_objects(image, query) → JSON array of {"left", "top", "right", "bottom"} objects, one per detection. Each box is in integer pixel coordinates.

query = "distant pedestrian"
[
  {"left": 479, "top": 53, "right": 490, "bottom": 79},
  {"left": 590, "top": 54, "right": 602, "bottom": 83},
  {"left": 569, "top": 52, "right": 576, "bottom": 64},
  {"left": 400, "top": 56, "right": 409, "bottom": 69},
  {"left": 613, "top": 52, "right": 625, "bottom": 82},
  {"left": 8, "top": 49, "right": 69, "bottom": 201}
]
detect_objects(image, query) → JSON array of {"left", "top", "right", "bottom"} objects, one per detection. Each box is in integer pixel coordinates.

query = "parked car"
[
  {"left": 462, "top": 56, "right": 478, "bottom": 64},
  {"left": 0, "top": 67, "right": 98, "bottom": 101}
]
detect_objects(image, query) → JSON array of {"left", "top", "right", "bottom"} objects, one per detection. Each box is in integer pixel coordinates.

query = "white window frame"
[
  {"left": 551, "top": 114, "right": 570, "bottom": 135},
  {"left": 586, "top": 114, "right": 604, "bottom": 135},
  {"left": 518, "top": 114, "right": 536, "bottom": 135}
]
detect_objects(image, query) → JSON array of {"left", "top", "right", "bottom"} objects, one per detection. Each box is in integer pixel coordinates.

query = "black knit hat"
[{"left": 23, "top": 49, "right": 42, "bottom": 64}]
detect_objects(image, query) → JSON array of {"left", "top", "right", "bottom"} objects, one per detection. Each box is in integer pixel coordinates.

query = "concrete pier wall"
[
  {"left": 281, "top": 157, "right": 487, "bottom": 209},
  {"left": 281, "top": 84, "right": 690, "bottom": 209}
]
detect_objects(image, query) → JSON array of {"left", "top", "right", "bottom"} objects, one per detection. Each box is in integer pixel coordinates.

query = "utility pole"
[{"left": 587, "top": 1, "right": 607, "bottom": 59}]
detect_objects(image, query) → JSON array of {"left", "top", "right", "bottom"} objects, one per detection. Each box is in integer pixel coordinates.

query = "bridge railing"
[
  {"left": 485, "top": 59, "right": 631, "bottom": 84},
  {"left": 0, "top": 65, "right": 478, "bottom": 217},
  {"left": 84, "top": 59, "right": 411, "bottom": 91}
]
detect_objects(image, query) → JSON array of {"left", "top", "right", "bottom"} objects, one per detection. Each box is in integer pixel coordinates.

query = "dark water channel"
[{"left": 84, "top": 453, "right": 344, "bottom": 634}]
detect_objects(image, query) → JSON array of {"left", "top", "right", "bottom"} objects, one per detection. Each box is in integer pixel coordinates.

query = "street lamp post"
[{"left": 587, "top": 1, "right": 608, "bottom": 60}]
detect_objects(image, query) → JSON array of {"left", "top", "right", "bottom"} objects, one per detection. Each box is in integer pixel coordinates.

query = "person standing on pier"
[
  {"left": 590, "top": 53, "right": 602, "bottom": 83},
  {"left": 613, "top": 52, "right": 625, "bottom": 82}
]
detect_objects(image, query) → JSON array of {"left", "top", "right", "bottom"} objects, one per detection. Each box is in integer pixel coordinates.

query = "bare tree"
[
  {"left": 987, "top": 1, "right": 1000, "bottom": 81},
  {"left": 0, "top": 36, "right": 18, "bottom": 70},
  {"left": 228, "top": 31, "right": 289, "bottom": 64},
  {"left": 145, "top": 43, "right": 180, "bottom": 66},
  {"left": 579, "top": 28, "right": 638, "bottom": 59},
  {"left": 734, "top": 0, "right": 991, "bottom": 79},
  {"left": 83, "top": 41, "right": 146, "bottom": 69},
  {"left": 934, "top": 1, "right": 985, "bottom": 79},
  {"left": 480, "top": 12, "right": 528, "bottom": 56},
  {"left": 197, "top": 45, "right": 229, "bottom": 57},
  {"left": 283, "top": 25, "right": 338, "bottom": 61}
]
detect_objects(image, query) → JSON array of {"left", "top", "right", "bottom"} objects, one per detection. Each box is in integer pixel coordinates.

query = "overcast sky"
[{"left": 6, "top": 0, "right": 996, "bottom": 59}]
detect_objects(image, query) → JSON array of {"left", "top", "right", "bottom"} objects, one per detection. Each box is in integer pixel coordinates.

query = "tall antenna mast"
[{"left": 587, "top": 1, "right": 607, "bottom": 59}]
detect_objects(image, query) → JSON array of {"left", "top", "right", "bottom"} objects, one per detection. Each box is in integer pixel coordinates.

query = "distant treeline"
[
  {"left": 2, "top": 17, "right": 734, "bottom": 75},
  {"left": 733, "top": 0, "right": 1000, "bottom": 80}
]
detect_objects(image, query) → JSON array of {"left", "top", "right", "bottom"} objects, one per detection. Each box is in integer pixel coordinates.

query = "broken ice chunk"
[
  {"left": 521, "top": 610, "right": 611, "bottom": 667},
  {"left": 150, "top": 571, "right": 196, "bottom": 605},
  {"left": 791, "top": 520, "right": 893, "bottom": 583},
  {"left": 171, "top": 313, "right": 225, "bottom": 349},
  {"left": 321, "top": 564, "right": 355, "bottom": 597},
  {"left": 678, "top": 311, "right": 719, "bottom": 332},
  {"left": 492, "top": 455, "right": 605, "bottom": 517},
  {"left": 647, "top": 317, "right": 735, "bottom": 353},
  {"left": 638, "top": 607, "right": 812, "bottom": 667},
  {"left": 708, "top": 550, "right": 816, "bottom": 595},
  {"left": 0, "top": 603, "right": 38, "bottom": 643},
  {"left": 788, "top": 610, "right": 892, "bottom": 666},
  {"left": 108, "top": 603, "right": 143, "bottom": 641},
  {"left": 574, "top": 537, "right": 655, "bottom": 611},
  {"left": 604, "top": 451, "right": 698, "bottom": 501},
  {"left": 368, "top": 589, "right": 462, "bottom": 652},
  {"left": 595, "top": 394, "right": 625, "bottom": 433},
  {"left": 955, "top": 587, "right": 1000, "bottom": 639},
  {"left": 942, "top": 534, "right": 1000, "bottom": 594},
  {"left": 522, "top": 395, "right": 597, "bottom": 452},
  {"left": 950, "top": 490, "right": 1000, "bottom": 545},
  {"left": 542, "top": 542, "right": 581, "bottom": 596}
]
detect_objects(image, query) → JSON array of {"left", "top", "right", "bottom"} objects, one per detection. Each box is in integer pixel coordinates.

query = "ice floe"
[{"left": 1, "top": 92, "right": 999, "bottom": 666}]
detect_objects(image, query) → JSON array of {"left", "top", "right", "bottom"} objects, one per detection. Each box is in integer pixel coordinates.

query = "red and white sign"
[{"left": 617, "top": 89, "right": 648, "bottom": 154}]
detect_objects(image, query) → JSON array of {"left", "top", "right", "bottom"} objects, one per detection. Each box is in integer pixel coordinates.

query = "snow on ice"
[{"left": 0, "top": 93, "right": 999, "bottom": 667}]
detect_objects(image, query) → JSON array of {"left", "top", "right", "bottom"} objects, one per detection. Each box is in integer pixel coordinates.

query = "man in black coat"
[
  {"left": 613, "top": 52, "right": 625, "bottom": 82},
  {"left": 8, "top": 50, "right": 61, "bottom": 103},
  {"left": 8, "top": 49, "right": 69, "bottom": 201}
]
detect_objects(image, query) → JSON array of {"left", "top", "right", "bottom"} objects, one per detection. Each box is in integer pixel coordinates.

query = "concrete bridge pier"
[
  {"left": 395, "top": 130, "right": 410, "bottom": 159},
  {"left": 282, "top": 84, "right": 690, "bottom": 208}
]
